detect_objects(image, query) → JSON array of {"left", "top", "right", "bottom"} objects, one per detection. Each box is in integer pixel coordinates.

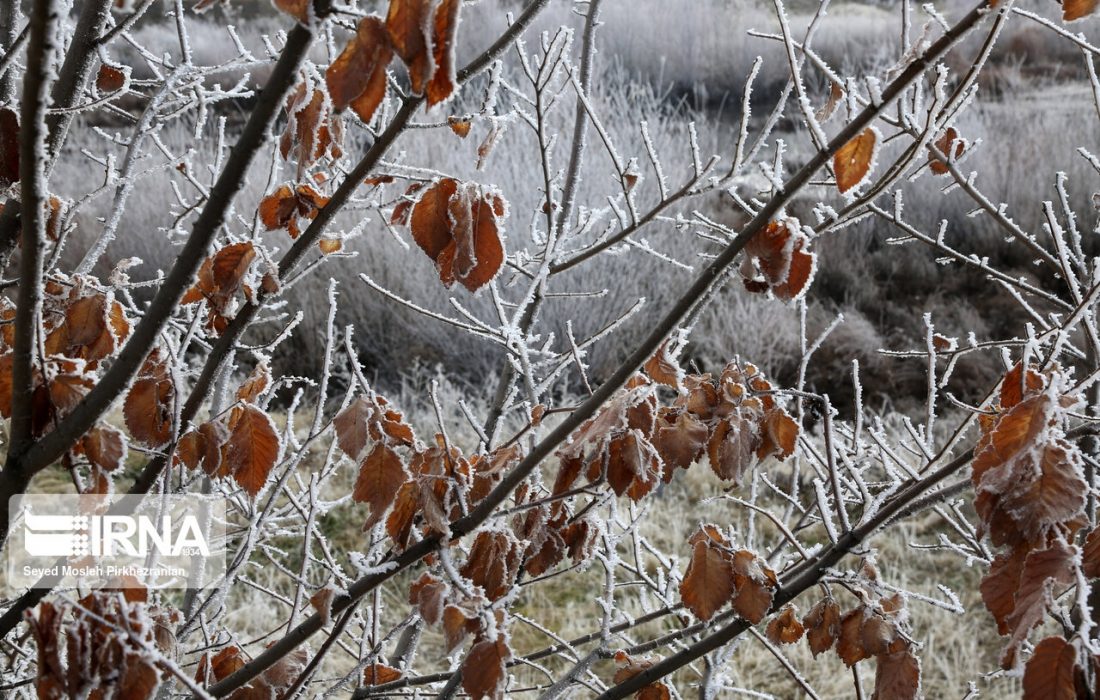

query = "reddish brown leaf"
[
  {"left": 96, "top": 64, "right": 127, "bottom": 93},
  {"left": 224, "top": 405, "right": 280, "bottom": 497},
  {"left": 837, "top": 608, "right": 870, "bottom": 667},
  {"left": 426, "top": 0, "right": 460, "bottom": 106},
  {"left": 644, "top": 341, "right": 683, "bottom": 389},
  {"left": 461, "top": 635, "right": 511, "bottom": 700},
  {"left": 460, "top": 530, "right": 522, "bottom": 601},
  {"left": 124, "top": 373, "right": 174, "bottom": 448},
  {"left": 999, "top": 440, "right": 1087, "bottom": 541},
  {"left": 1001, "top": 539, "right": 1077, "bottom": 668},
  {"left": 679, "top": 527, "right": 736, "bottom": 621},
  {"left": 1064, "top": 0, "right": 1100, "bottom": 22},
  {"left": 707, "top": 412, "right": 759, "bottom": 485},
  {"left": 1001, "top": 362, "right": 1045, "bottom": 409},
  {"left": 1083, "top": 527, "right": 1100, "bottom": 578},
  {"left": 273, "top": 0, "right": 311, "bottom": 22},
  {"left": 448, "top": 116, "right": 472, "bottom": 137},
  {"left": 606, "top": 429, "right": 661, "bottom": 501},
  {"left": 766, "top": 605, "right": 805, "bottom": 644},
  {"left": 409, "top": 572, "right": 448, "bottom": 626},
  {"left": 363, "top": 663, "right": 402, "bottom": 686},
  {"left": 834, "top": 127, "right": 877, "bottom": 193},
  {"left": 729, "top": 549, "right": 777, "bottom": 624},
  {"left": 804, "top": 598, "right": 841, "bottom": 657},
  {"left": 81, "top": 426, "right": 126, "bottom": 472},
  {"left": 236, "top": 363, "right": 270, "bottom": 403},
  {"left": 386, "top": 0, "right": 433, "bottom": 95},
  {"left": 354, "top": 444, "right": 409, "bottom": 529},
  {"left": 326, "top": 16, "right": 393, "bottom": 124},
  {"left": 653, "top": 408, "right": 708, "bottom": 481},
  {"left": 1022, "top": 636, "right": 1079, "bottom": 700},
  {"left": 929, "top": 127, "right": 964, "bottom": 176},
  {"left": 872, "top": 647, "right": 921, "bottom": 700},
  {"left": 408, "top": 178, "right": 507, "bottom": 292}
]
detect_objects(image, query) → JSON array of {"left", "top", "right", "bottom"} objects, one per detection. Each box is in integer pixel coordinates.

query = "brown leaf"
[
  {"left": 999, "top": 440, "right": 1087, "bottom": 542},
  {"left": 224, "top": 405, "right": 280, "bottom": 497},
  {"left": 280, "top": 83, "right": 343, "bottom": 171},
  {"left": 834, "top": 127, "right": 877, "bottom": 193},
  {"left": 81, "top": 426, "right": 126, "bottom": 472},
  {"left": 644, "top": 340, "right": 683, "bottom": 389},
  {"left": 1000, "top": 539, "right": 1077, "bottom": 668},
  {"left": 1022, "top": 636, "right": 1079, "bottom": 700},
  {"left": 461, "top": 635, "right": 511, "bottom": 700},
  {"left": 1001, "top": 362, "right": 1045, "bottom": 409},
  {"left": 354, "top": 444, "right": 409, "bottom": 528},
  {"left": 409, "top": 178, "right": 507, "bottom": 292},
  {"left": 363, "top": 663, "right": 402, "bottom": 686},
  {"left": 740, "top": 219, "right": 816, "bottom": 301},
  {"left": 1064, "top": 0, "right": 1100, "bottom": 22},
  {"left": 124, "top": 369, "right": 174, "bottom": 448},
  {"left": 653, "top": 408, "right": 708, "bottom": 481},
  {"left": 679, "top": 526, "right": 736, "bottom": 621},
  {"left": 804, "top": 598, "right": 841, "bottom": 657},
  {"left": 872, "top": 647, "right": 921, "bottom": 700},
  {"left": 929, "top": 127, "right": 964, "bottom": 175},
  {"left": 386, "top": 0, "right": 434, "bottom": 95},
  {"left": 0, "top": 108, "right": 17, "bottom": 188},
  {"left": 816, "top": 81, "right": 844, "bottom": 122},
  {"left": 448, "top": 116, "right": 472, "bottom": 137},
  {"left": 460, "top": 530, "right": 522, "bottom": 601},
  {"left": 96, "top": 64, "right": 127, "bottom": 93},
  {"left": 1083, "top": 527, "right": 1100, "bottom": 579},
  {"left": 273, "top": 0, "right": 311, "bottom": 23},
  {"left": 766, "top": 605, "right": 805, "bottom": 644},
  {"left": 837, "top": 608, "right": 870, "bottom": 667},
  {"left": 409, "top": 572, "right": 448, "bottom": 626},
  {"left": 606, "top": 429, "right": 661, "bottom": 501},
  {"left": 236, "top": 363, "right": 271, "bottom": 403},
  {"left": 729, "top": 549, "right": 776, "bottom": 624},
  {"left": 707, "top": 412, "right": 759, "bottom": 485},
  {"left": 759, "top": 408, "right": 798, "bottom": 460},
  {"left": 426, "top": 0, "right": 460, "bottom": 106},
  {"left": 326, "top": 16, "right": 393, "bottom": 124}
]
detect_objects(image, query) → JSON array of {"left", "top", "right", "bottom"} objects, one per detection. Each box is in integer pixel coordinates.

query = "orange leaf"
[
  {"left": 837, "top": 608, "right": 870, "bottom": 667},
  {"left": 426, "top": 0, "right": 460, "bottom": 106},
  {"left": 1064, "top": 0, "right": 1100, "bottom": 22},
  {"left": 643, "top": 340, "right": 683, "bottom": 389},
  {"left": 679, "top": 526, "right": 736, "bottom": 621},
  {"left": 834, "top": 127, "right": 877, "bottom": 193},
  {"left": 386, "top": 0, "right": 434, "bottom": 95},
  {"left": 408, "top": 178, "right": 507, "bottom": 292},
  {"left": 448, "top": 116, "right": 472, "bottom": 137},
  {"left": 354, "top": 444, "right": 409, "bottom": 529},
  {"left": 652, "top": 408, "right": 708, "bottom": 481},
  {"left": 273, "top": 0, "right": 311, "bottom": 22},
  {"left": 929, "top": 127, "right": 964, "bottom": 175},
  {"left": 766, "top": 605, "right": 805, "bottom": 644},
  {"left": 224, "top": 405, "right": 280, "bottom": 496},
  {"left": 363, "top": 663, "right": 402, "bottom": 687},
  {"left": 81, "top": 426, "right": 126, "bottom": 472},
  {"left": 326, "top": 16, "right": 393, "bottom": 124}
]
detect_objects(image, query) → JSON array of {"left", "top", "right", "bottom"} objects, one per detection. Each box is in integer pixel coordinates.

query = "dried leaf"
[
  {"left": 804, "top": 598, "right": 841, "bottom": 657},
  {"left": 460, "top": 530, "right": 522, "bottom": 601},
  {"left": 929, "top": 127, "right": 964, "bottom": 175},
  {"left": 448, "top": 116, "right": 472, "bottom": 137},
  {"left": 461, "top": 635, "right": 511, "bottom": 700},
  {"left": 766, "top": 605, "right": 805, "bottom": 644},
  {"left": 326, "top": 16, "right": 393, "bottom": 124},
  {"left": 837, "top": 608, "right": 870, "bottom": 667},
  {"left": 225, "top": 405, "right": 280, "bottom": 497},
  {"left": 872, "top": 647, "right": 921, "bottom": 700},
  {"left": 834, "top": 127, "right": 877, "bottom": 193},
  {"left": 408, "top": 178, "right": 507, "bottom": 292},
  {"left": 363, "top": 663, "right": 402, "bottom": 686},
  {"left": 1064, "top": 0, "right": 1100, "bottom": 22},
  {"left": 679, "top": 526, "right": 736, "bottom": 621},
  {"left": 96, "top": 64, "right": 127, "bottom": 93},
  {"left": 1022, "top": 636, "right": 1079, "bottom": 700},
  {"left": 124, "top": 365, "right": 174, "bottom": 448},
  {"left": 653, "top": 408, "right": 708, "bottom": 481},
  {"left": 354, "top": 444, "right": 409, "bottom": 529}
]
